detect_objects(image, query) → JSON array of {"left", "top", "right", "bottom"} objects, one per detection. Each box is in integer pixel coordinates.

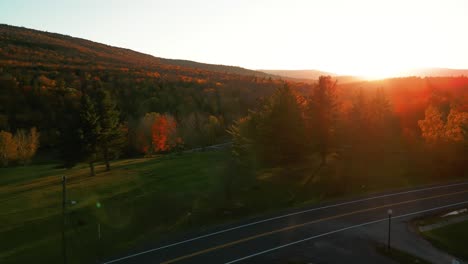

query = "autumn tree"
[
  {"left": 0, "top": 131, "right": 17, "bottom": 166},
  {"left": 203, "top": 115, "right": 224, "bottom": 146},
  {"left": 445, "top": 108, "right": 468, "bottom": 142},
  {"left": 308, "top": 76, "right": 338, "bottom": 164},
  {"left": 14, "top": 127, "right": 39, "bottom": 165},
  {"left": 134, "top": 113, "right": 180, "bottom": 155},
  {"left": 418, "top": 105, "right": 446, "bottom": 144},
  {"left": 151, "top": 113, "right": 178, "bottom": 152},
  {"left": 178, "top": 112, "right": 204, "bottom": 148}
]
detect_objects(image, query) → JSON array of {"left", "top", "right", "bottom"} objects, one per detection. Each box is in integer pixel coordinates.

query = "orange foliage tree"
[
  {"left": 419, "top": 105, "right": 468, "bottom": 144},
  {"left": 151, "top": 114, "right": 178, "bottom": 152},
  {"left": 136, "top": 113, "right": 181, "bottom": 155}
]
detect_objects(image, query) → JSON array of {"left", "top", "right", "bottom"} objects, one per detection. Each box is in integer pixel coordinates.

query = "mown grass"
[
  {"left": 376, "top": 244, "right": 433, "bottom": 264},
  {"left": 0, "top": 150, "right": 323, "bottom": 264},
  {"left": 422, "top": 220, "right": 468, "bottom": 261},
  {"left": 0, "top": 148, "right": 465, "bottom": 264},
  {"left": 0, "top": 152, "right": 234, "bottom": 264}
]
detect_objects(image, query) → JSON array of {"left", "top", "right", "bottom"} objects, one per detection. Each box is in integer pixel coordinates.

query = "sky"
[{"left": 1, "top": 0, "right": 468, "bottom": 78}]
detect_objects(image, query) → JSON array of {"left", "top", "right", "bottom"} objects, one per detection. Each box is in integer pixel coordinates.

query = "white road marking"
[
  {"left": 224, "top": 200, "right": 468, "bottom": 263},
  {"left": 102, "top": 181, "right": 468, "bottom": 264}
]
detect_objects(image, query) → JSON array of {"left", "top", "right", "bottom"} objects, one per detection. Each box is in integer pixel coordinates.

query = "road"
[{"left": 103, "top": 181, "right": 468, "bottom": 264}]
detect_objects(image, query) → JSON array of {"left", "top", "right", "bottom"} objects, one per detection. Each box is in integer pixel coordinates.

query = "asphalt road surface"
[{"left": 103, "top": 181, "right": 468, "bottom": 264}]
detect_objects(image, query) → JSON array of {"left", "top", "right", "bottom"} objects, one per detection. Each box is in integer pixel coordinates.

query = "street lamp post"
[
  {"left": 62, "top": 175, "right": 67, "bottom": 264},
  {"left": 387, "top": 209, "right": 392, "bottom": 252}
]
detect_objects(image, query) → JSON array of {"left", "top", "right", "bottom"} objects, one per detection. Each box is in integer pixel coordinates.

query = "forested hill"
[
  {"left": 0, "top": 24, "right": 272, "bottom": 77},
  {"left": 0, "top": 24, "right": 317, "bottom": 155}
]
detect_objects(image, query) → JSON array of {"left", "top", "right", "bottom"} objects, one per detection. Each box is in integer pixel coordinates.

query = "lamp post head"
[{"left": 388, "top": 209, "right": 393, "bottom": 215}]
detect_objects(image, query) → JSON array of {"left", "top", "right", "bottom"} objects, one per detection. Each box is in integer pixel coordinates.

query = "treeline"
[
  {"left": 230, "top": 76, "right": 468, "bottom": 185},
  {"left": 230, "top": 76, "right": 400, "bottom": 166},
  {"left": 0, "top": 63, "right": 315, "bottom": 174}
]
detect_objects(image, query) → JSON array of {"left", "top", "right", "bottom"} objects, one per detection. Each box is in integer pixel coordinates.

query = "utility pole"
[
  {"left": 387, "top": 209, "right": 392, "bottom": 252},
  {"left": 62, "top": 176, "right": 67, "bottom": 264}
]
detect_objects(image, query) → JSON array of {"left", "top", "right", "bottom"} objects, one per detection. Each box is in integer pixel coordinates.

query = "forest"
[{"left": 0, "top": 24, "right": 467, "bottom": 183}]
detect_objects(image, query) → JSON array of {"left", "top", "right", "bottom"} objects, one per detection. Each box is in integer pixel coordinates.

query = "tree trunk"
[
  {"left": 103, "top": 147, "right": 110, "bottom": 171},
  {"left": 89, "top": 162, "right": 95, "bottom": 176}
]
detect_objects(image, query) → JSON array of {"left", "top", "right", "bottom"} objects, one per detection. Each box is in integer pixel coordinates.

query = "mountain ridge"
[{"left": 0, "top": 24, "right": 275, "bottom": 78}]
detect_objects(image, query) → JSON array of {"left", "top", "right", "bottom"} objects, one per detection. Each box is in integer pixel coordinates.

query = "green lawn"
[
  {"left": 0, "top": 149, "right": 465, "bottom": 264},
  {"left": 422, "top": 220, "right": 468, "bottom": 261},
  {"left": 0, "top": 151, "right": 322, "bottom": 264},
  {"left": 376, "top": 244, "right": 433, "bottom": 264},
  {"left": 0, "top": 152, "right": 233, "bottom": 264}
]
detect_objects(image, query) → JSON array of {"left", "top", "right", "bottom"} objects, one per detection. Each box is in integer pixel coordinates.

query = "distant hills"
[
  {"left": 258, "top": 69, "right": 335, "bottom": 80},
  {"left": 259, "top": 68, "right": 468, "bottom": 82},
  {"left": 405, "top": 68, "right": 468, "bottom": 77},
  {"left": 258, "top": 69, "right": 364, "bottom": 83}
]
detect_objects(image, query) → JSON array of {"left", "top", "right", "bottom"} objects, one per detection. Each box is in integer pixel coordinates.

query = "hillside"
[
  {"left": 0, "top": 24, "right": 272, "bottom": 78},
  {"left": 0, "top": 24, "right": 319, "bottom": 150}
]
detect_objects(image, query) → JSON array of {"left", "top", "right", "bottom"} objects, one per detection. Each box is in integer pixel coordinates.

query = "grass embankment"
[
  {"left": 0, "top": 148, "right": 465, "bottom": 264},
  {"left": 422, "top": 220, "right": 468, "bottom": 261},
  {"left": 376, "top": 244, "right": 433, "bottom": 264}
]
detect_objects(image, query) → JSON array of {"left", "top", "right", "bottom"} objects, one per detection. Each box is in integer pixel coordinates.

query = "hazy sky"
[{"left": 1, "top": 0, "right": 468, "bottom": 77}]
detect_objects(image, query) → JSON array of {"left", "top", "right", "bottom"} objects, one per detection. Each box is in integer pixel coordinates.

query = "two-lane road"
[{"left": 104, "top": 181, "right": 468, "bottom": 264}]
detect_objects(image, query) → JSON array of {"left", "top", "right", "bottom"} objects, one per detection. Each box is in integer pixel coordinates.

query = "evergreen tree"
[
  {"left": 230, "top": 84, "right": 308, "bottom": 166},
  {"left": 79, "top": 94, "right": 101, "bottom": 176},
  {"left": 260, "top": 84, "right": 308, "bottom": 164},
  {"left": 95, "top": 90, "right": 124, "bottom": 171},
  {"left": 350, "top": 88, "right": 369, "bottom": 143},
  {"left": 369, "top": 88, "right": 392, "bottom": 130},
  {"left": 308, "top": 76, "right": 338, "bottom": 164},
  {"left": 58, "top": 100, "right": 83, "bottom": 169}
]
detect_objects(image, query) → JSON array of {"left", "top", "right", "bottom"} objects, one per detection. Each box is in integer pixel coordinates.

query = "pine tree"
[
  {"left": 350, "top": 88, "right": 369, "bottom": 143},
  {"left": 79, "top": 94, "right": 101, "bottom": 176},
  {"left": 58, "top": 101, "right": 83, "bottom": 169},
  {"left": 308, "top": 76, "right": 338, "bottom": 164},
  {"left": 229, "top": 84, "right": 308, "bottom": 166},
  {"left": 369, "top": 88, "right": 392, "bottom": 130},
  {"left": 95, "top": 90, "right": 123, "bottom": 171},
  {"left": 261, "top": 84, "right": 308, "bottom": 164}
]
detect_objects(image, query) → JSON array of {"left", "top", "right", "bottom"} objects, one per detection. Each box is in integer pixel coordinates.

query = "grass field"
[
  {"left": 376, "top": 244, "right": 433, "bottom": 264},
  {"left": 0, "top": 150, "right": 324, "bottom": 264},
  {"left": 422, "top": 220, "right": 468, "bottom": 261},
  {"left": 0, "top": 151, "right": 233, "bottom": 263},
  {"left": 0, "top": 148, "right": 465, "bottom": 264}
]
